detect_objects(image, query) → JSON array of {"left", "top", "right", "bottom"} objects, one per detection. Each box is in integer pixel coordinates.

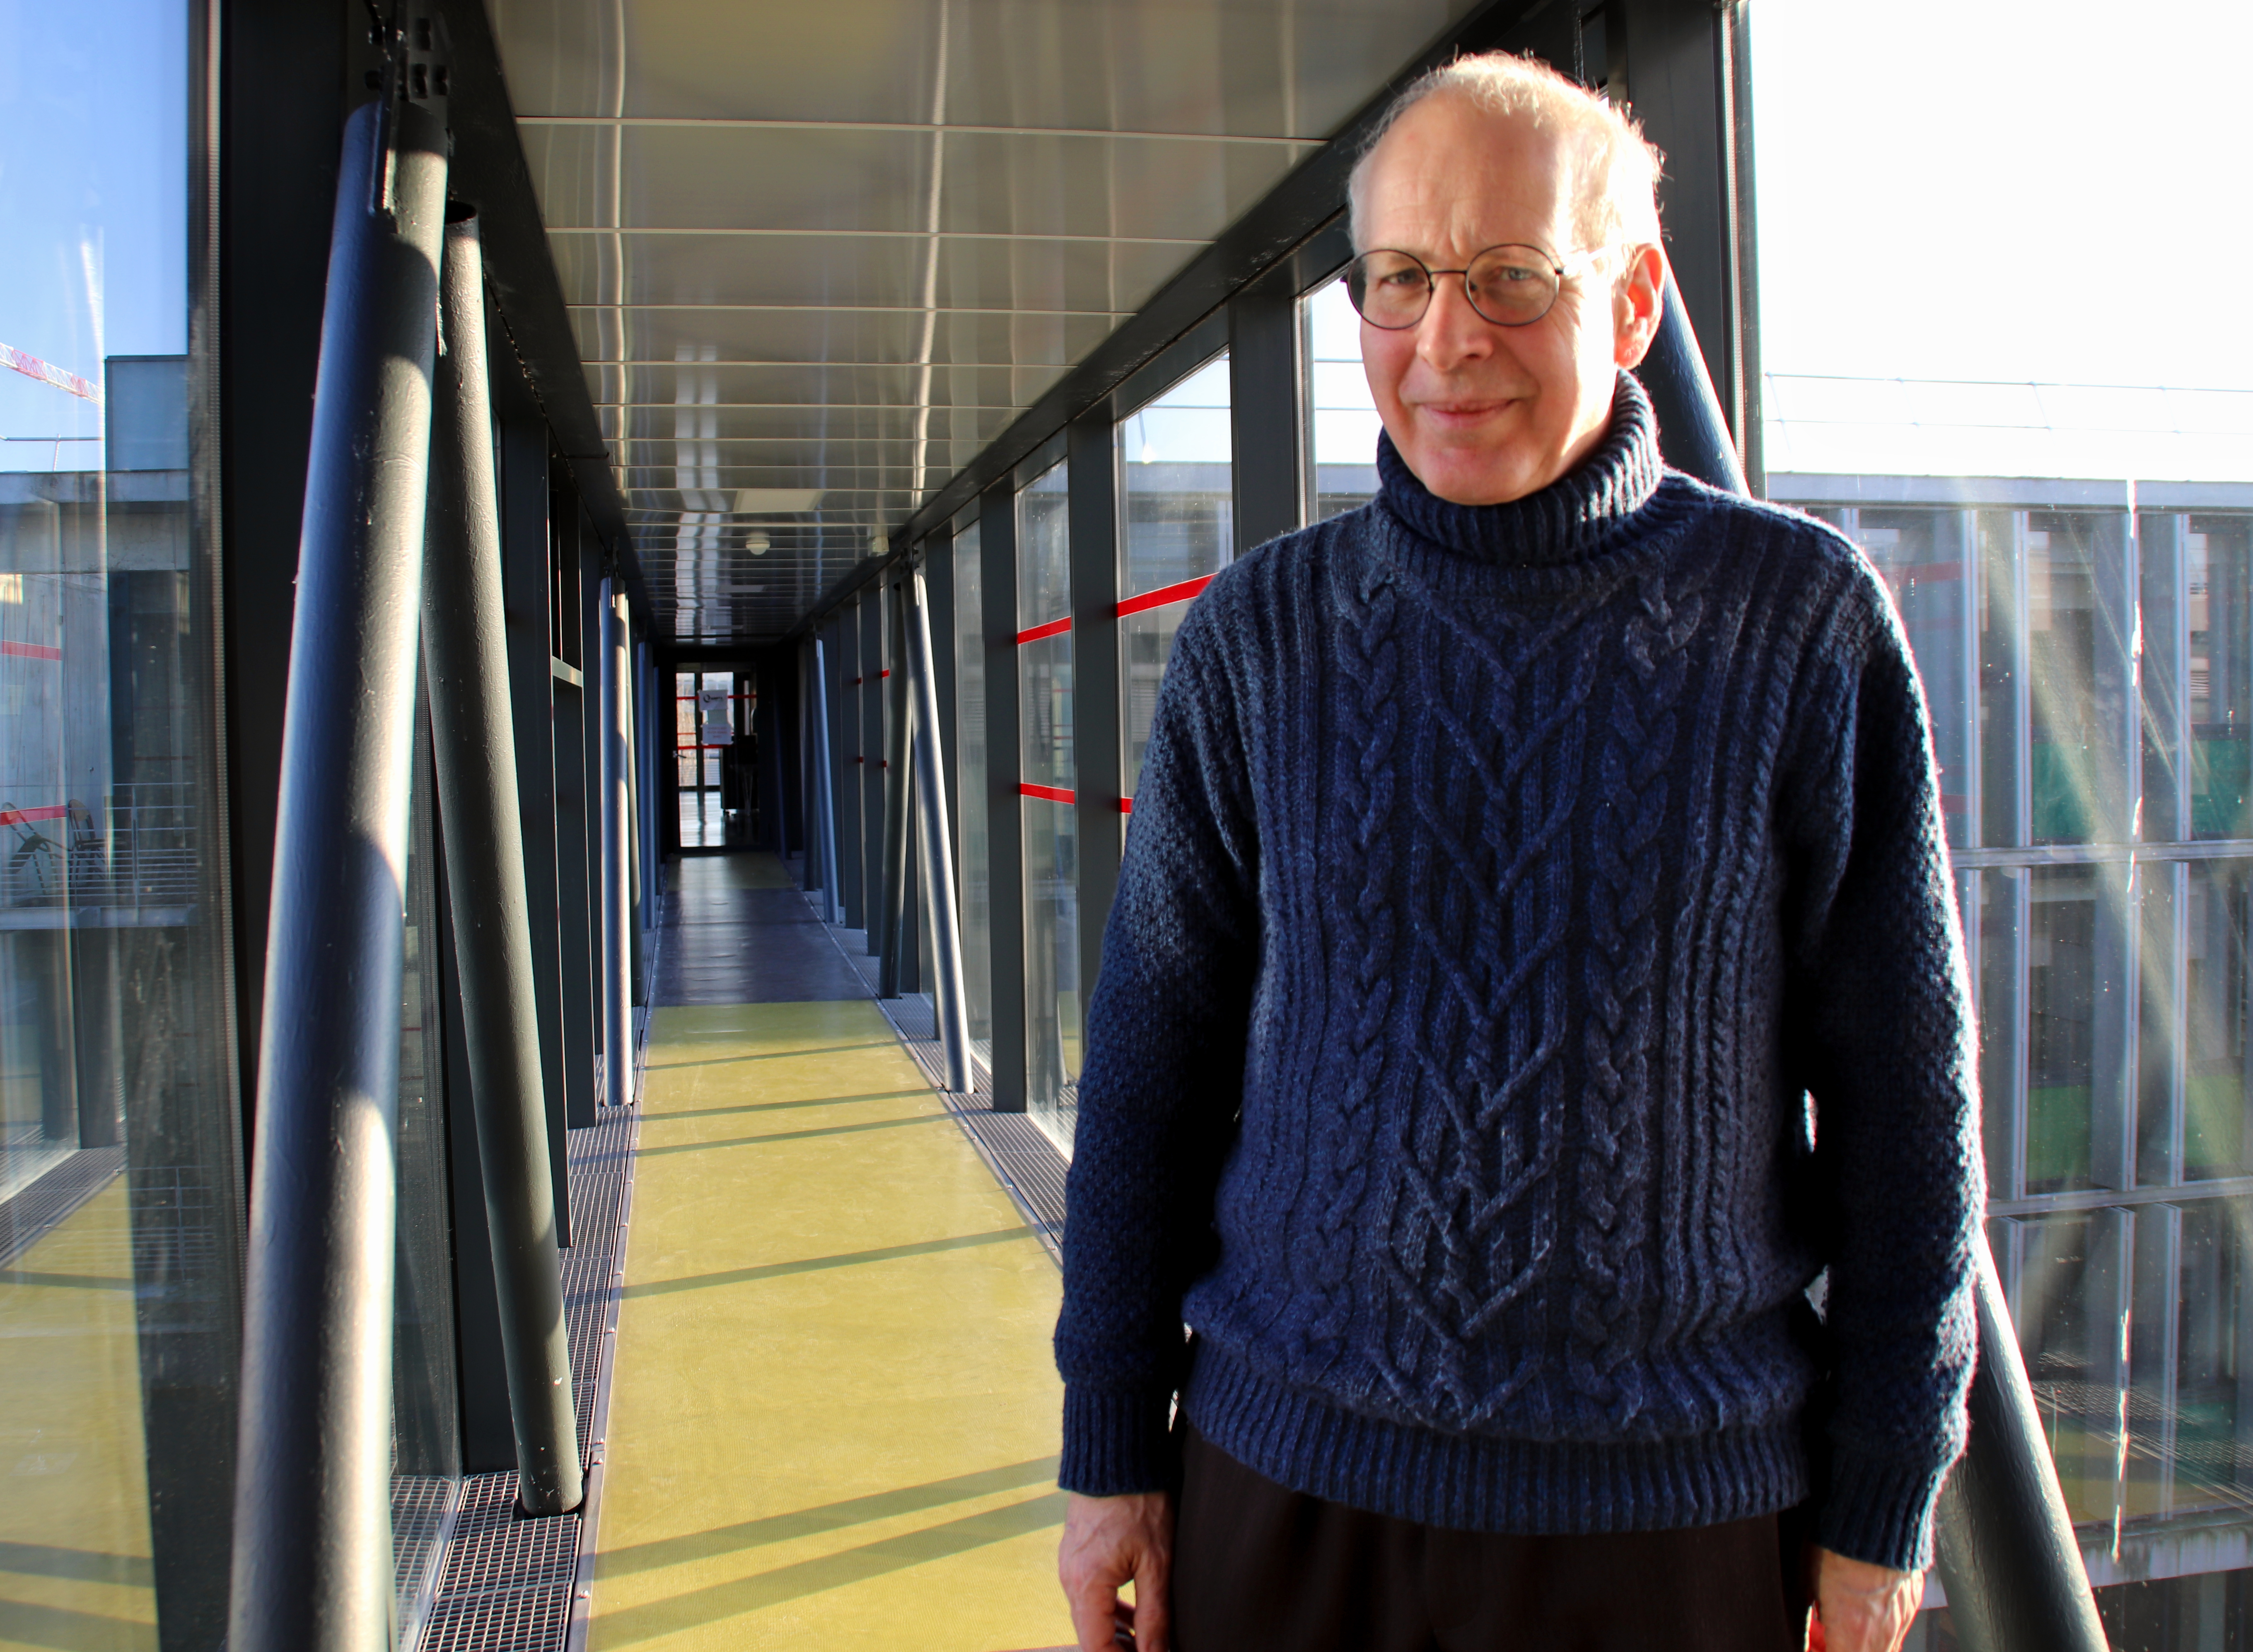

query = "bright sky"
[
  {"left": 0, "top": 0, "right": 185, "bottom": 465},
  {"left": 1751, "top": 0, "right": 2253, "bottom": 391}
]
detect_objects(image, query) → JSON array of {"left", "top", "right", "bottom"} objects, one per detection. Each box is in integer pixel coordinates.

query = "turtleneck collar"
[{"left": 1374, "top": 369, "right": 1665, "bottom": 570}]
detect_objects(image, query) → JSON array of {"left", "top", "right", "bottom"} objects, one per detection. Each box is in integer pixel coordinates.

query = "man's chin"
[{"left": 1404, "top": 447, "right": 1545, "bottom": 508}]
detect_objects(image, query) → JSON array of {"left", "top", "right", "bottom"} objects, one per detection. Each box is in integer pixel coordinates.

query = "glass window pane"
[
  {"left": 1301, "top": 276, "right": 1379, "bottom": 522},
  {"left": 2, "top": 3, "right": 248, "bottom": 1638},
  {"left": 951, "top": 523, "right": 992, "bottom": 1066},
  {"left": 1017, "top": 459, "right": 1070, "bottom": 632},
  {"left": 1845, "top": 509, "right": 1978, "bottom": 848},
  {"left": 2190, "top": 518, "right": 2253, "bottom": 840},
  {"left": 1019, "top": 633, "right": 1074, "bottom": 796},
  {"left": 1119, "top": 353, "right": 1231, "bottom": 798},
  {"left": 1017, "top": 461, "right": 1076, "bottom": 1148},
  {"left": 2181, "top": 863, "right": 2252, "bottom": 1182},
  {"left": 2025, "top": 514, "right": 2134, "bottom": 846},
  {"left": 2025, "top": 863, "right": 2134, "bottom": 1197}
]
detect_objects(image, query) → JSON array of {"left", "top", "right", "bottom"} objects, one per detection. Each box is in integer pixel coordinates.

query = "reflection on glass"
[
  {"left": 1301, "top": 277, "right": 1381, "bottom": 521},
  {"left": 2026, "top": 515, "right": 2134, "bottom": 846},
  {"left": 1018, "top": 461, "right": 1077, "bottom": 1146},
  {"left": 951, "top": 523, "right": 992, "bottom": 1067},
  {"left": 1019, "top": 629, "right": 1074, "bottom": 798},
  {"left": 394, "top": 720, "right": 459, "bottom": 1637},
  {"left": 1, "top": 2, "right": 246, "bottom": 1640},
  {"left": 2009, "top": 1209, "right": 2133, "bottom": 1524},
  {"left": 1018, "top": 459, "right": 1071, "bottom": 631},
  {"left": 2026, "top": 864, "right": 2137, "bottom": 1196},
  {"left": 2190, "top": 517, "right": 2253, "bottom": 839},
  {"left": 2181, "top": 864, "right": 2251, "bottom": 1182},
  {"left": 1978, "top": 509, "right": 2027, "bottom": 850},
  {"left": 1024, "top": 798, "right": 1080, "bottom": 1147},
  {"left": 1845, "top": 510, "right": 1977, "bottom": 847},
  {"left": 1971, "top": 866, "right": 2027, "bottom": 1199},
  {"left": 1119, "top": 355, "right": 1231, "bottom": 797}
]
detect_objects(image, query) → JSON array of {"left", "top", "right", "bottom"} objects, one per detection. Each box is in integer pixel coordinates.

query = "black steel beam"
[
  {"left": 492, "top": 359, "right": 571, "bottom": 1234},
  {"left": 1067, "top": 410, "right": 1122, "bottom": 1015},
  {"left": 1228, "top": 268, "right": 1306, "bottom": 552},
  {"left": 979, "top": 484, "right": 1026, "bottom": 1112}
]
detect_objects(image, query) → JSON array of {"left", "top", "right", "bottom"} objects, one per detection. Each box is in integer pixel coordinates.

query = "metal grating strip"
[
  {"left": 415, "top": 936, "right": 654, "bottom": 1652},
  {"left": 821, "top": 889, "right": 1072, "bottom": 1268},
  {"left": 0, "top": 1145, "right": 125, "bottom": 1268}
]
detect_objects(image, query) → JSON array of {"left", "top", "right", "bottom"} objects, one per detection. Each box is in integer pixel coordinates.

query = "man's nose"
[{"left": 1415, "top": 273, "right": 1496, "bottom": 372}]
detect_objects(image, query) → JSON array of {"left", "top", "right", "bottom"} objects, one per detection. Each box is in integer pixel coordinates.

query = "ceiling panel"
[
  {"left": 523, "top": 122, "right": 1313, "bottom": 243},
  {"left": 588, "top": 361, "right": 1035, "bottom": 410},
  {"left": 488, "top": 0, "right": 1478, "bottom": 133},
  {"left": 565, "top": 306, "right": 1121, "bottom": 372},
  {"left": 548, "top": 232, "right": 1192, "bottom": 318},
  {"left": 486, "top": 0, "right": 1483, "bottom": 645},
  {"left": 610, "top": 403, "right": 1015, "bottom": 444}
]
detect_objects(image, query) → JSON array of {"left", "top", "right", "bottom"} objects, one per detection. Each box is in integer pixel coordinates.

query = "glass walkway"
[{"left": 588, "top": 854, "right": 1068, "bottom": 1652}]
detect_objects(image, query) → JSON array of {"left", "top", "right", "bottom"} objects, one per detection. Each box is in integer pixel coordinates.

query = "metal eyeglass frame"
[{"left": 1346, "top": 243, "right": 1617, "bottom": 329}]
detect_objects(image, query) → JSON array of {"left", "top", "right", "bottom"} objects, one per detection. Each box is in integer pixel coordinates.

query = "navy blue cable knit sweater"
[{"left": 1053, "top": 372, "right": 1983, "bottom": 1575}]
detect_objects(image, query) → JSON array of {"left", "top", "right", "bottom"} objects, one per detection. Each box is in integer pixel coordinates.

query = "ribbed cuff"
[
  {"left": 1058, "top": 1385, "right": 1177, "bottom": 1496},
  {"left": 1816, "top": 1443, "right": 1951, "bottom": 1572}
]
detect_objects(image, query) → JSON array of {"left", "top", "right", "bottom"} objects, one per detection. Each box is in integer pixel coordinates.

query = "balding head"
[{"left": 1349, "top": 52, "right": 1663, "bottom": 253}]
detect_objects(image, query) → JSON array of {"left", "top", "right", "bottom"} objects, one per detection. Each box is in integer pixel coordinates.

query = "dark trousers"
[{"left": 1174, "top": 1425, "right": 1807, "bottom": 1652}]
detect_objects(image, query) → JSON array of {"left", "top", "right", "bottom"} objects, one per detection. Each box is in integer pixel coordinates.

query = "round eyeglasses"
[{"left": 1345, "top": 244, "right": 1613, "bottom": 330}]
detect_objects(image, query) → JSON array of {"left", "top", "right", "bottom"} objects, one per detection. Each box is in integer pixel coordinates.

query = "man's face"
[{"left": 1357, "top": 95, "right": 1655, "bottom": 506}]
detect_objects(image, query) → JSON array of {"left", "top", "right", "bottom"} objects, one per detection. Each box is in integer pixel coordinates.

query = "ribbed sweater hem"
[{"left": 1183, "top": 1342, "right": 1810, "bottom": 1536}]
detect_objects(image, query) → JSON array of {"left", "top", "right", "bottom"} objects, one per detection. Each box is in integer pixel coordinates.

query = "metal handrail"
[
  {"left": 227, "top": 93, "right": 449, "bottom": 1652},
  {"left": 423, "top": 203, "right": 582, "bottom": 1518}
]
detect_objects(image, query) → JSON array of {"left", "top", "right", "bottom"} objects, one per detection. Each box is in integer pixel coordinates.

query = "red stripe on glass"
[
  {"left": 1116, "top": 573, "right": 1216, "bottom": 619},
  {"left": 1, "top": 640, "right": 63, "bottom": 661},
  {"left": 1019, "top": 783, "right": 1075, "bottom": 804},
  {"left": 0, "top": 804, "right": 69, "bottom": 824},
  {"left": 1015, "top": 615, "right": 1072, "bottom": 646}
]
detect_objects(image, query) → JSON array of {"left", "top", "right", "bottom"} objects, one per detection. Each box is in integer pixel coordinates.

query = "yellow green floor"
[
  {"left": 588, "top": 990, "right": 1072, "bottom": 1650},
  {"left": 0, "top": 1179, "right": 159, "bottom": 1651}
]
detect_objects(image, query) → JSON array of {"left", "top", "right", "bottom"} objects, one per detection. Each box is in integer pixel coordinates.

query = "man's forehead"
[{"left": 1362, "top": 97, "right": 1579, "bottom": 244}]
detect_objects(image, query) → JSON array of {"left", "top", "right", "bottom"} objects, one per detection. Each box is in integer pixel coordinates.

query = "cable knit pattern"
[
  {"left": 1055, "top": 372, "right": 1984, "bottom": 1574},
  {"left": 1296, "top": 562, "right": 1402, "bottom": 1370}
]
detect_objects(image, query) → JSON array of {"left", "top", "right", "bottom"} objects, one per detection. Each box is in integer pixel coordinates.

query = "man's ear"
[{"left": 1613, "top": 244, "right": 1666, "bottom": 369}]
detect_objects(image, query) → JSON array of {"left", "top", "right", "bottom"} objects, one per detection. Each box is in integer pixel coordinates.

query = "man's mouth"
[{"left": 1414, "top": 399, "right": 1518, "bottom": 424}]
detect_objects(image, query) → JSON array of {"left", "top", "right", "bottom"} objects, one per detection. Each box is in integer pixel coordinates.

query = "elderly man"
[{"left": 1053, "top": 50, "right": 1980, "bottom": 1652}]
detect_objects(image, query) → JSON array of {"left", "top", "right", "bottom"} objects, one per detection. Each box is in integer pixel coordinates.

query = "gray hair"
[{"left": 1347, "top": 51, "right": 1665, "bottom": 253}]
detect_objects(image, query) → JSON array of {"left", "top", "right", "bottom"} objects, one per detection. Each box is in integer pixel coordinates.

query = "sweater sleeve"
[
  {"left": 1782, "top": 560, "right": 1984, "bottom": 1574},
  {"left": 1054, "top": 601, "right": 1262, "bottom": 1495}
]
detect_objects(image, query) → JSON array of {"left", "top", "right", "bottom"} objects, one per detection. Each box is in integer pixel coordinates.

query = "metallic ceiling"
[{"left": 485, "top": 0, "right": 1481, "bottom": 646}]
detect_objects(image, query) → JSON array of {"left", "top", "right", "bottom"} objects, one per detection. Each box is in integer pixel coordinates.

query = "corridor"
[{"left": 589, "top": 855, "right": 1071, "bottom": 1651}]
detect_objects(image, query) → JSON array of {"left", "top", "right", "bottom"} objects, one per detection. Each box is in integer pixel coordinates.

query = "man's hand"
[
  {"left": 1059, "top": 1490, "right": 1174, "bottom": 1652},
  {"left": 1808, "top": 1547, "right": 1922, "bottom": 1652}
]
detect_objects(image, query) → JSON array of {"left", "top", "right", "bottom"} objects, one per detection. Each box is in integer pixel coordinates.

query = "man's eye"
[{"left": 1376, "top": 268, "right": 1424, "bottom": 289}]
